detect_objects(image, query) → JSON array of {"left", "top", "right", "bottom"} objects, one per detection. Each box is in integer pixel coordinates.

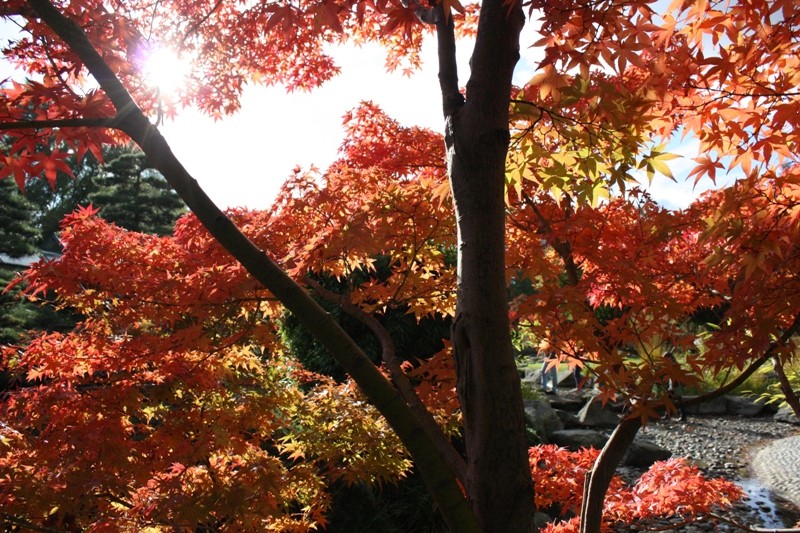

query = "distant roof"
[{"left": 0, "top": 251, "right": 61, "bottom": 268}]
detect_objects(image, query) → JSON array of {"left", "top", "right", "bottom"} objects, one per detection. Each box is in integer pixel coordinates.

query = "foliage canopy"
[{"left": 1, "top": 0, "right": 799, "bottom": 531}]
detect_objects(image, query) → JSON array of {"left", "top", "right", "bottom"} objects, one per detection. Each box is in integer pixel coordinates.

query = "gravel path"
[
  {"left": 753, "top": 436, "right": 800, "bottom": 509},
  {"left": 628, "top": 414, "right": 800, "bottom": 531}
]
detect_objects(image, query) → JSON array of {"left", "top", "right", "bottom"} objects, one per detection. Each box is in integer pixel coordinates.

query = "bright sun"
[{"left": 142, "top": 47, "right": 190, "bottom": 95}]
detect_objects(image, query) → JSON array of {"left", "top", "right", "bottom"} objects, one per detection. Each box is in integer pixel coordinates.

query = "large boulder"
[
  {"left": 548, "top": 395, "right": 585, "bottom": 412},
  {"left": 725, "top": 395, "right": 765, "bottom": 417},
  {"left": 524, "top": 399, "right": 564, "bottom": 441},
  {"left": 577, "top": 396, "right": 620, "bottom": 428},
  {"left": 622, "top": 439, "right": 672, "bottom": 468},
  {"left": 549, "top": 429, "right": 608, "bottom": 451}
]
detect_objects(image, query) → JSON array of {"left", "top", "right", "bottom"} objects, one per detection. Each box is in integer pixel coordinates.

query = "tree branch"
[
  {"left": 0, "top": 117, "right": 119, "bottom": 131},
  {"left": 26, "top": 0, "right": 139, "bottom": 121},
  {"left": 463, "top": 0, "right": 524, "bottom": 131},
  {"left": 306, "top": 278, "right": 468, "bottom": 483},
  {"left": 580, "top": 416, "right": 642, "bottom": 533},
  {"left": 523, "top": 191, "right": 581, "bottom": 286},
  {"left": 435, "top": 9, "right": 463, "bottom": 117},
  {"left": 772, "top": 353, "right": 800, "bottom": 420},
  {"left": 680, "top": 311, "right": 800, "bottom": 408},
  {"left": 24, "top": 0, "right": 479, "bottom": 529}
]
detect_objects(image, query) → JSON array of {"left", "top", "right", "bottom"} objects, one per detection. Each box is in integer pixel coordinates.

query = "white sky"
[
  {"left": 158, "top": 27, "right": 542, "bottom": 210},
  {"left": 1, "top": 16, "right": 723, "bottom": 211},
  {"left": 159, "top": 39, "right": 460, "bottom": 210}
]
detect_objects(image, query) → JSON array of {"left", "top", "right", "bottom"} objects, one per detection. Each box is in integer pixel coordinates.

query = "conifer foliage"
[{"left": 88, "top": 148, "right": 186, "bottom": 236}]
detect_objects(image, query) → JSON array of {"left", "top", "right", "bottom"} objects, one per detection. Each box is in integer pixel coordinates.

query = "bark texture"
[
  {"left": 579, "top": 416, "right": 641, "bottom": 533},
  {"left": 437, "top": 0, "right": 535, "bottom": 529}
]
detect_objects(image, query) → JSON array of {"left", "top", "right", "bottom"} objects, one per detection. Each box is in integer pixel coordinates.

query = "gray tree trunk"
[{"left": 437, "top": 0, "right": 536, "bottom": 529}]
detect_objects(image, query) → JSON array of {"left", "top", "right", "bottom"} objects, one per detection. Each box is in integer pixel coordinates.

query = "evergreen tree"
[
  {"left": 2, "top": 145, "right": 184, "bottom": 345},
  {"left": 0, "top": 177, "right": 40, "bottom": 258},
  {"left": 89, "top": 148, "right": 186, "bottom": 236},
  {"left": 24, "top": 145, "right": 187, "bottom": 249},
  {"left": 0, "top": 178, "right": 45, "bottom": 345},
  {"left": 24, "top": 153, "right": 103, "bottom": 252}
]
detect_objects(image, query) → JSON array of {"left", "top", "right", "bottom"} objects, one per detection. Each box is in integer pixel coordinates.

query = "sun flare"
[{"left": 142, "top": 47, "right": 190, "bottom": 95}]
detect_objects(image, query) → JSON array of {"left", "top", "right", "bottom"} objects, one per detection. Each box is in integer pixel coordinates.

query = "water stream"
[{"left": 738, "top": 478, "right": 789, "bottom": 529}]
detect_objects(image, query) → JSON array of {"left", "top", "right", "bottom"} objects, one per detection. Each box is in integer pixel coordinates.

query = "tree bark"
[
  {"left": 437, "top": 0, "right": 535, "bottom": 530},
  {"left": 580, "top": 416, "right": 642, "bottom": 533},
  {"left": 772, "top": 355, "right": 800, "bottom": 420}
]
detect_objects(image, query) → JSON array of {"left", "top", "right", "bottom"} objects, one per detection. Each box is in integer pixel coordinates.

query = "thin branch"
[
  {"left": 772, "top": 353, "right": 800, "bottom": 420},
  {"left": 0, "top": 117, "right": 119, "bottom": 131},
  {"left": 95, "top": 491, "right": 134, "bottom": 509},
  {"left": 305, "top": 277, "right": 467, "bottom": 483},
  {"left": 522, "top": 191, "right": 581, "bottom": 286},
  {"left": 681, "top": 312, "right": 800, "bottom": 408},
  {"left": 180, "top": 0, "right": 225, "bottom": 46}
]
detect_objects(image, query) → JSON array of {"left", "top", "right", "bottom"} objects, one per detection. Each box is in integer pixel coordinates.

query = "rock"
[
  {"left": 549, "top": 429, "right": 608, "bottom": 451},
  {"left": 524, "top": 399, "right": 564, "bottom": 441},
  {"left": 555, "top": 409, "right": 583, "bottom": 429},
  {"left": 725, "top": 395, "right": 764, "bottom": 417},
  {"left": 773, "top": 406, "right": 800, "bottom": 425},
  {"left": 533, "top": 512, "right": 552, "bottom": 530},
  {"left": 520, "top": 367, "right": 543, "bottom": 389},
  {"left": 758, "top": 399, "right": 780, "bottom": 414},
  {"left": 684, "top": 395, "right": 727, "bottom": 415},
  {"left": 622, "top": 439, "right": 672, "bottom": 468},
  {"left": 548, "top": 396, "right": 584, "bottom": 412},
  {"left": 577, "top": 396, "right": 620, "bottom": 428}
]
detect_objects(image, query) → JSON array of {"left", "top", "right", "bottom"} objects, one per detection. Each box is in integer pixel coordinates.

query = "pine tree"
[
  {"left": 0, "top": 178, "right": 40, "bottom": 258},
  {"left": 24, "top": 153, "right": 103, "bottom": 252},
  {"left": 0, "top": 177, "right": 44, "bottom": 344},
  {"left": 89, "top": 148, "right": 186, "bottom": 236}
]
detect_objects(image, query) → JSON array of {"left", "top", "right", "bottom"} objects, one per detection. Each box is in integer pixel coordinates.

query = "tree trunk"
[
  {"left": 772, "top": 355, "right": 800, "bottom": 420},
  {"left": 31, "top": 0, "right": 534, "bottom": 529},
  {"left": 437, "top": 0, "right": 534, "bottom": 529},
  {"left": 580, "top": 416, "right": 641, "bottom": 533}
]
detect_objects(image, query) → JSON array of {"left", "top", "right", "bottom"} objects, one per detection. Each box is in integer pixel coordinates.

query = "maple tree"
[
  {"left": 0, "top": 133, "right": 755, "bottom": 531},
  {"left": 1, "top": 0, "right": 799, "bottom": 531}
]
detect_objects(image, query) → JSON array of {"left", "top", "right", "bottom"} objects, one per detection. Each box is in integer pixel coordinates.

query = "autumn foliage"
[
  {"left": 1, "top": 206, "right": 415, "bottom": 530},
  {"left": 2, "top": 0, "right": 800, "bottom": 530},
  {"left": 0, "top": 196, "right": 747, "bottom": 530},
  {"left": 529, "top": 446, "right": 743, "bottom": 533}
]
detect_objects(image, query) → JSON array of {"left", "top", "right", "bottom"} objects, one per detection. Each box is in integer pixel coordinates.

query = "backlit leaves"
[
  {"left": 530, "top": 446, "right": 743, "bottom": 533},
  {"left": 0, "top": 207, "right": 413, "bottom": 530}
]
